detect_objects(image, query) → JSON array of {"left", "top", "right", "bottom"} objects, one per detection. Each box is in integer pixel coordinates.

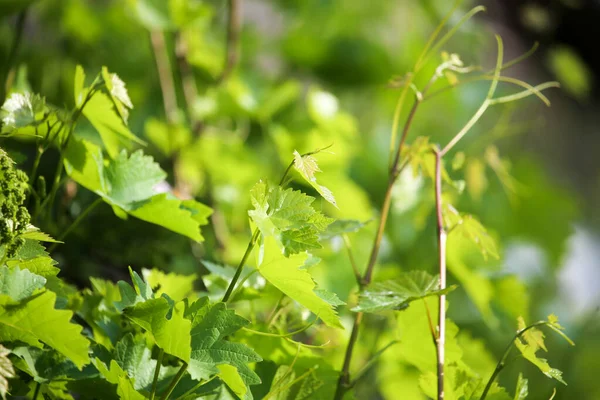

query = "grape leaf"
[
  {"left": 353, "top": 270, "right": 457, "bottom": 313},
  {"left": 11, "top": 347, "right": 91, "bottom": 384},
  {"left": 19, "top": 225, "right": 61, "bottom": 243},
  {"left": 142, "top": 268, "right": 197, "bottom": 302},
  {"left": 256, "top": 236, "right": 342, "bottom": 328},
  {"left": 124, "top": 298, "right": 191, "bottom": 362},
  {"left": 0, "top": 290, "right": 90, "bottom": 368},
  {"left": 94, "top": 359, "right": 145, "bottom": 400},
  {"left": 444, "top": 205, "right": 499, "bottom": 260},
  {"left": 82, "top": 92, "right": 145, "bottom": 158},
  {"left": 0, "top": 345, "right": 15, "bottom": 400},
  {"left": 1, "top": 92, "right": 47, "bottom": 133},
  {"left": 319, "top": 219, "right": 368, "bottom": 240},
  {"left": 514, "top": 316, "right": 573, "bottom": 385},
  {"left": 3, "top": 239, "right": 59, "bottom": 277},
  {"left": 249, "top": 181, "right": 332, "bottom": 255},
  {"left": 293, "top": 150, "right": 337, "bottom": 208},
  {"left": 514, "top": 373, "right": 528, "bottom": 400},
  {"left": 101, "top": 67, "right": 133, "bottom": 124},
  {"left": 64, "top": 139, "right": 212, "bottom": 241},
  {"left": 187, "top": 298, "right": 262, "bottom": 395},
  {"left": 0, "top": 266, "right": 46, "bottom": 302}
]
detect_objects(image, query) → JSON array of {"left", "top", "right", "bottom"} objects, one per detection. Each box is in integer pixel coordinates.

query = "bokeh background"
[{"left": 1, "top": 0, "right": 598, "bottom": 399}]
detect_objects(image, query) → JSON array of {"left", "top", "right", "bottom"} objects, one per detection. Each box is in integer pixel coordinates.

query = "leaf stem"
[
  {"left": 434, "top": 147, "right": 447, "bottom": 400},
  {"left": 48, "top": 197, "right": 103, "bottom": 253},
  {"left": 159, "top": 362, "right": 188, "bottom": 400},
  {"left": 150, "top": 348, "right": 164, "bottom": 400},
  {"left": 342, "top": 234, "right": 362, "bottom": 286},
  {"left": 222, "top": 229, "right": 259, "bottom": 303},
  {"left": 349, "top": 340, "right": 399, "bottom": 388},
  {"left": 150, "top": 30, "right": 178, "bottom": 123},
  {"left": 32, "top": 381, "right": 41, "bottom": 400}
]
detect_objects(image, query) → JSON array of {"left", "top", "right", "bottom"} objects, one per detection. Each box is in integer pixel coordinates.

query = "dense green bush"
[{"left": 0, "top": 1, "right": 584, "bottom": 399}]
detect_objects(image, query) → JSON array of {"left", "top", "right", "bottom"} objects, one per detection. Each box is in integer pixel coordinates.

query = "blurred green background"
[{"left": 1, "top": 0, "right": 598, "bottom": 399}]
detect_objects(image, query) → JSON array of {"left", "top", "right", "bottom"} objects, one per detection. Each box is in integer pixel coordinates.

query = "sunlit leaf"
[
  {"left": 353, "top": 270, "right": 456, "bottom": 313},
  {"left": 293, "top": 150, "right": 337, "bottom": 208},
  {"left": 0, "top": 345, "right": 15, "bottom": 400},
  {"left": 0, "top": 266, "right": 46, "bottom": 302}
]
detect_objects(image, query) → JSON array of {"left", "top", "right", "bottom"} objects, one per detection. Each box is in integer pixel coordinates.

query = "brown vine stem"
[
  {"left": 334, "top": 75, "right": 437, "bottom": 400},
  {"left": 218, "top": 0, "right": 242, "bottom": 83},
  {"left": 434, "top": 147, "right": 447, "bottom": 400}
]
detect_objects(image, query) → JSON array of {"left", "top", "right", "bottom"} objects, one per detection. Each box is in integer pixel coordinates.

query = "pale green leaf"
[
  {"left": 256, "top": 236, "right": 342, "bottom": 328},
  {"left": 0, "top": 291, "right": 90, "bottom": 368},
  {"left": 19, "top": 225, "right": 61, "bottom": 243},
  {"left": 514, "top": 373, "right": 528, "bottom": 400},
  {"left": 3, "top": 239, "right": 59, "bottom": 277},
  {"left": 320, "top": 219, "right": 368, "bottom": 240},
  {"left": 218, "top": 364, "right": 247, "bottom": 399},
  {"left": 83, "top": 92, "right": 145, "bottom": 158},
  {"left": 101, "top": 67, "right": 133, "bottom": 123},
  {"left": 63, "top": 138, "right": 105, "bottom": 193},
  {"left": 142, "top": 268, "right": 197, "bottom": 302},
  {"left": 293, "top": 150, "right": 337, "bottom": 208},
  {"left": 95, "top": 359, "right": 146, "bottom": 400},
  {"left": 353, "top": 271, "right": 456, "bottom": 313},
  {"left": 74, "top": 65, "right": 86, "bottom": 107},
  {"left": 0, "top": 266, "right": 46, "bottom": 302}
]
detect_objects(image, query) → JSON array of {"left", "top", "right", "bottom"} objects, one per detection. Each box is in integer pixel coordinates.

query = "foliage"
[{"left": 0, "top": 1, "right": 581, "bottom": 399}]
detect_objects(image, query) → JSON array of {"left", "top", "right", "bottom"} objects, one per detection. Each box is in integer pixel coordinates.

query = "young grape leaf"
[
  {"left": 293, "top": 150, "right": 337, "bottom": 208},
  {"left": 0, "top": 290, "right": 90, "bottom": 368},
  {"left": 101, "top": 67, "right": 133, "bottom": 124},
  {"left": 256, "top": 236, "right": 342, "bottom": 328},
  {"left": 0, "top": 92, "right": 47, "bottom": 133},
  {"left": 124, "top": 298, "right": 191, "bottom": 362},
  {"left": 0, "top": 266, "right": 46, "bottom": 302},
  {"left": 514, "top": 373, "right": 528, "bottom": 400},
  {"left": 142, "top": 268, "right": 197, "bottom": 302},
  {"left": 186, "top": 298, "right": 262, "bottom": 395},
  {"left": 11, "top": 347, "right": 92, "bottom": 384},
  {"left": 444, "top": 205, "right": 499, "bottom": 260},
  {"left": 514, "top": 316, "right": 573, "bottom": 385},
  {"left": 19, "top": 225, "right": 61, "bottom": 243},
  {"left": 218, "top": 364, "right": 248, "bottom": 399},
  {"left": 82, "top": 92, "right": 145, "bottom": 159},
  {"left": 0, "top": 345, "right": 15, "bottom": 400},
  {"left": 319, "top": 219, "right": 368, "bottom": 240},
  {"left": 3, "top": 239, "right": 59, "bottom": 277},
  {"left": 352, "top": 271, "right": 457, "bottom": 313},
  {"left": 249, "top": 181, "right": 332, "bottom": 255}
]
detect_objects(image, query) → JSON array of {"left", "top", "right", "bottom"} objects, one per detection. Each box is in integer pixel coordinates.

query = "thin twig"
[
  {"left": 159, "top": 362, "right": 188, "bottom": 400},
  {"left": 1, "top": 9, "right": 27, "bottom": 105},
  {"left": 221, "top": 229, "right": 259, "bottom": 303},
  {"left": 48, "top": 197, "right": 103, "bottom": 253},
  {"left": 151, "top": 30, "right": 178, "bottom": 123},
  {"left": 150, "top": 349, "right": 165, "bottom": 400},
  {"left": 342, "top": 234, "right": 362, "bottom": 286},
  {"left": 434, "top": 147, "right": 447, "bottom": 400},
  {"left": 218, "top": 0, "right": 242, "bottom": 83}
]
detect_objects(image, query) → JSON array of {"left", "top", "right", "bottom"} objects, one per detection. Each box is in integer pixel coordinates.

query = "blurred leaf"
[
  {"left": 1, "top": 92, "right": 47, "bottom": 134},
  {"left": 0, "top": 345, "right": 15, "bottom": 400},
  {"left": 514, "top": 373, "right": 528, "bottom": 400},
  {"left": 466, "top": 158, "right": 488, "bottom": 202},
  {"left": 548, "top": 46, "right": 591, "bottom": 99},
  {"left": 319, "top": 219, "right": 368, "bottom": 239},
  {"left": 101, "top": 67, "right": 133, "bottom": 124},
  {"left": 445, "top": 206, "right": 499, "bottom": 261},
  {"left": 353, "top": 270, "right": 456, "bottom": 313}
]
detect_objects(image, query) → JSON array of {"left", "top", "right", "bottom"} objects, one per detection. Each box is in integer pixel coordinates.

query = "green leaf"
[
  {"left": 319, "top": 219, "right": 368, "bottom": 240},
  {"left": 0, "top": 345, "right": 15, "bottom": 400},
  {"left": 11, "top": 347, "right": 90, "bottom": 384},
  {"left": 514, "top": 317, "right": 567, "bottom": 385},
  {"left": 514, "top": 373, "right": 528, "bottom": 400},
  {"left": 82, "top": 92, "right": 145, "bottom": 158},
  {"left": 353, "top": 271, "right": 457, "bottom": 313},
  {"left": 248, "top": 181, "right": 332, "bottom": 255},
  {"left": 0, "top": 266, "right": 46, "bottom": 302},
  {"left": 187, "top": 299, "right": 262, "bottom": 394},
  {"left": 64, "top": 138, "right": 105, "bottom": 193},
  {"left": 19, "top": 225, "right": 61, "bottom": 243},
  {"left": 1, "top": 92, "right": 47, "bottom": 133},
  {"left": 256, "top": 236, "right": 342, "bottom": 328},
  {"left": 124, "top": 298, "right": 191, "bottom": 362},
  {"left": 444, "top": 206, "right": 499, "bottom": 260},
  {"left": 129, "top": 194, "right": 211, "bottom": 242},
  {"left": 142, "top": 268, "right": 196, "bottom": 302},
  {"left": 218, "top": 364, "right": 248, "bottom": 399},
  {"left": 95, "top": 359, "right": 146, "bottom": 400},
  {"left": 3, "top": 239, "right": 59, "bottom": 277},
  {"left": 0, "top": 291, "right": 90, "bottom": 368},
  {"left": 74, "top": 65, "right": 86, "bottom": 107},
  {"left": 101, "top": 67, "right": 133, "bottom": 123},
  {"left": 293, "top": 150, "right": 337, "bottom": 208}
]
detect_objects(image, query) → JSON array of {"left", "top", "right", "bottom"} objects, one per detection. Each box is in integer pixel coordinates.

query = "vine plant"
[{"left": 0, "top": 2, "right": 574, "bottom": 400}]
